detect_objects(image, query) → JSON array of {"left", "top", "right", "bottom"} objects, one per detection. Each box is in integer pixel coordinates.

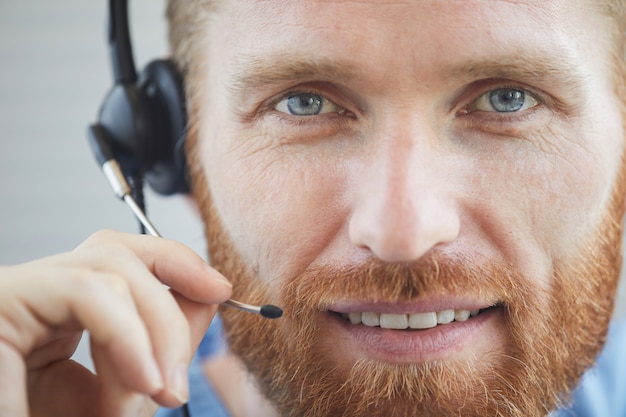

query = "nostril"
[{"left": 348, "top": 195, "right": 460, "bottom": 264}]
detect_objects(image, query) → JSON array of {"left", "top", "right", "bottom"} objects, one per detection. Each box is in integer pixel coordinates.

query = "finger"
[
  {"left": 0, "top": 343, "right": 28, "bottom": 417},
  {"left": 172, "top": 293, "right": 220, "bottom": 352},
  {"left": 78, "top": 230, "right": 233, "bottom": 303},
  {"left": 92, "top": 343, "right": 152, "bottom": 417},
  {"left": 25, "top": 330, "right": 82, "bottom": 370},
  {"left": 77, "top": 230, "right": 232, "bottom": 345},
  {"left": 74, "top": 244, "right": 199, "bottom": 406},
  {"left": 24, "top": 269, "right": 165, "bottom": 396},
  {"left": 120, "top": 269, "right": 192, "bottom": 407},
  {"left": 144, "top": 297, "right": 219, "bottom": 408},
  {"left": 28, "top": 359, "right": 100, "bottom": 417},
  {"left": 1, "top": 261, "right": 162, "bottom": 417}
]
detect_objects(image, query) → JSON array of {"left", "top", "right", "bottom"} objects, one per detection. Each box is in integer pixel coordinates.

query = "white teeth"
[
  {"left": 454, "top": 309, "right": 471, "bottom": 322},
  {"left": 361, "top": 312, "right": 380, "bottom": 326},
  {"left": 436, "top": 309, "right": 455, "bottom": 324},
  {"left": 408, "top": 312, "right": 437, "bottom": 329},
  {"left": 380, "top": 313, "right": 409, "bottom": 329},
  {"left": 348, "top": 312, "right": 362, "bottom": 324},
  {"left": 346, "top": 309, "right": 482, "bottom": 329}
]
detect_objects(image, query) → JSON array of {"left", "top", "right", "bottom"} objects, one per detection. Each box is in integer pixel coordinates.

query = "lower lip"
[{"left": 324, "top": 307, "right": 503, "bottom": 364}]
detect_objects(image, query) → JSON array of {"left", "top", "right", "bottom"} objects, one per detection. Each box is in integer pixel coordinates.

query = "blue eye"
[
  {"left": 473, "top": 88, "right": 538, "bottom": 113},
  {"left": 275, "top": 93, "right": 341, "bottom": 116}
]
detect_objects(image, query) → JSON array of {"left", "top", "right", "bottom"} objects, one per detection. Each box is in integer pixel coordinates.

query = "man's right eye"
[{"left": 274, "top": 93, "right": 342, "bottom": 116}]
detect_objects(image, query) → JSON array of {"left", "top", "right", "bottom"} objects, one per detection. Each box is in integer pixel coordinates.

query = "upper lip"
[{"left": 326, "top": 298, "right": 500, "bottom": 315}]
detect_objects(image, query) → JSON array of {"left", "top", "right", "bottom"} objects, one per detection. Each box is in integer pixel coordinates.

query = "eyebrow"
[
  {"left": 228, "top": 52, "right": 363, "bottom": 94},
  {"left": 228, "top": 49, "right": 589, "bottom": 104},
  {"left": 447, "top": 54, "right": 588, "bottom": 91}
]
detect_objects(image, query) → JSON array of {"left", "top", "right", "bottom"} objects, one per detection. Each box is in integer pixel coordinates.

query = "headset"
[{"left": 90, "top": 0, "right": 189, "bottom": 196}]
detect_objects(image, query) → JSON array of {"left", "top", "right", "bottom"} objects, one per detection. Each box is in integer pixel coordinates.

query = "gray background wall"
[
  {"left": 0, "top": 0, "right": 207, "bottom": 263},
  {"left": 1, "top": 1, "right": 625, "bottom": 370}
]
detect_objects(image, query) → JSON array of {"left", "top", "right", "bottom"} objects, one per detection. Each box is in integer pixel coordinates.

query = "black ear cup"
[
  {"left": 96, "top": 58, "right": 189, "bottom": 195},
  {"left": 137, "top": 59, "right": 188, "bottom": 195}
]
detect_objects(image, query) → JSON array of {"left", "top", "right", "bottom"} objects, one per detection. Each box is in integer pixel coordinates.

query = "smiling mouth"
[{"left": 332, "top": 306, "right": 497, "bottom": 330}]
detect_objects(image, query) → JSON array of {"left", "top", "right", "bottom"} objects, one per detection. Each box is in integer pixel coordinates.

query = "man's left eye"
[
  {"left": 275, "top": 93, "right": 341, "bottom": 116},
  {"left": 472, "top": 88, "right": 538, "bottom": 113}
]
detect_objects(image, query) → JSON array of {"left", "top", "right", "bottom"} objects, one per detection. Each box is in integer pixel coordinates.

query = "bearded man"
[
  {"left": 1, "top": 1, "right": 625, "bottom": 417},
  {"left": 169, "top": 0, "right": 626, "bottom": 416}
]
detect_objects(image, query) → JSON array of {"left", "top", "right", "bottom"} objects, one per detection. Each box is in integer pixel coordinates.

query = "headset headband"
[{"left": 109, "top": 0, "right": 137, "bottom": 85}]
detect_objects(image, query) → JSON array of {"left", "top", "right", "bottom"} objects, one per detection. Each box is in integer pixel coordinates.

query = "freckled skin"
[{"left": 187, "top": 1, "right": 625, "bottom": 416}]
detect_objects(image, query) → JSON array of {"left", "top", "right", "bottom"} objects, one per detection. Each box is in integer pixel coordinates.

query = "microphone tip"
[{"left": 259, "top": 304, "right": 283, "bottom": 319}]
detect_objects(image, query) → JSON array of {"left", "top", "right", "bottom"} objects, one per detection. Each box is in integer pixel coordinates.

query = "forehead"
[
  {"left": 208, "top": 0, "right": 608, "bottom": 90},
  {"left": 223, "top": 0, "right": 580, "bottom": 42}
]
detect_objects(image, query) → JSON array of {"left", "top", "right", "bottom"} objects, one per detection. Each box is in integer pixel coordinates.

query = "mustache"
[{"left": 283, "top": 251, "right": 536, "bottom": 313}]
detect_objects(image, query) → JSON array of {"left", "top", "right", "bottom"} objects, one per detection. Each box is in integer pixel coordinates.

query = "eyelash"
[
  {"left": 458, "top": 84, "right": 544, "bottom": 117},
  {"left": 270, "top": 89, "right": 349, "bottom": 116},
  {"left": 265, "top": 83, "right": 545, "bottom": 132}
]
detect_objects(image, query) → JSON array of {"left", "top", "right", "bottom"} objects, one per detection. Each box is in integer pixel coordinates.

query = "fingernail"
[{"left": 171, "top": 362, "right": 189, "bottom": 404}]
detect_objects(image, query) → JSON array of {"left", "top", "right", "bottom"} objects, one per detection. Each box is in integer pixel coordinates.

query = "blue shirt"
[
  {"left": 156, "top": 318, "right": 626, "bottom": 417},
  {"left": 553, "top": 319, "right": 626, "bottom": 417}
]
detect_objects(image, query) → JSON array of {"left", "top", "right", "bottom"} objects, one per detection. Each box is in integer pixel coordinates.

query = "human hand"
[{"left": 0, "top": 229, "right": 232, "bottom": 417}]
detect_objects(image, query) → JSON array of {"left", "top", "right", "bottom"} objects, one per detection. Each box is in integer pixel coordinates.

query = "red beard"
[{"left": 190, "top": 157, "right": 625, "bottom": 417}]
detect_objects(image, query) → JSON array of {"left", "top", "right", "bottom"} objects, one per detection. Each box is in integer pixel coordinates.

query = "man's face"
[{"left": 189, "top": 1, "right": 625, "bottom": 416}]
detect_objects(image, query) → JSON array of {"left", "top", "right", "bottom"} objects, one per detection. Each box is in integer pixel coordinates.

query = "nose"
[{"left": 349, "top": 117, "right": 460, "bottom": 263}]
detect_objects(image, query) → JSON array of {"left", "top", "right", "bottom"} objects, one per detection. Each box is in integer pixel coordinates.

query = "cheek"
[
  {"left": 530, "top": 114, "right": 624, "bottom": 250},
  {"left": 527, "top": 145, "right": 603, "bottom": 248},
  {"left": 207, "top": 141, "right": 350, "bottom": 281},
  {"left": 480, "top": 127, "right": 617, "bottom": 272}
]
